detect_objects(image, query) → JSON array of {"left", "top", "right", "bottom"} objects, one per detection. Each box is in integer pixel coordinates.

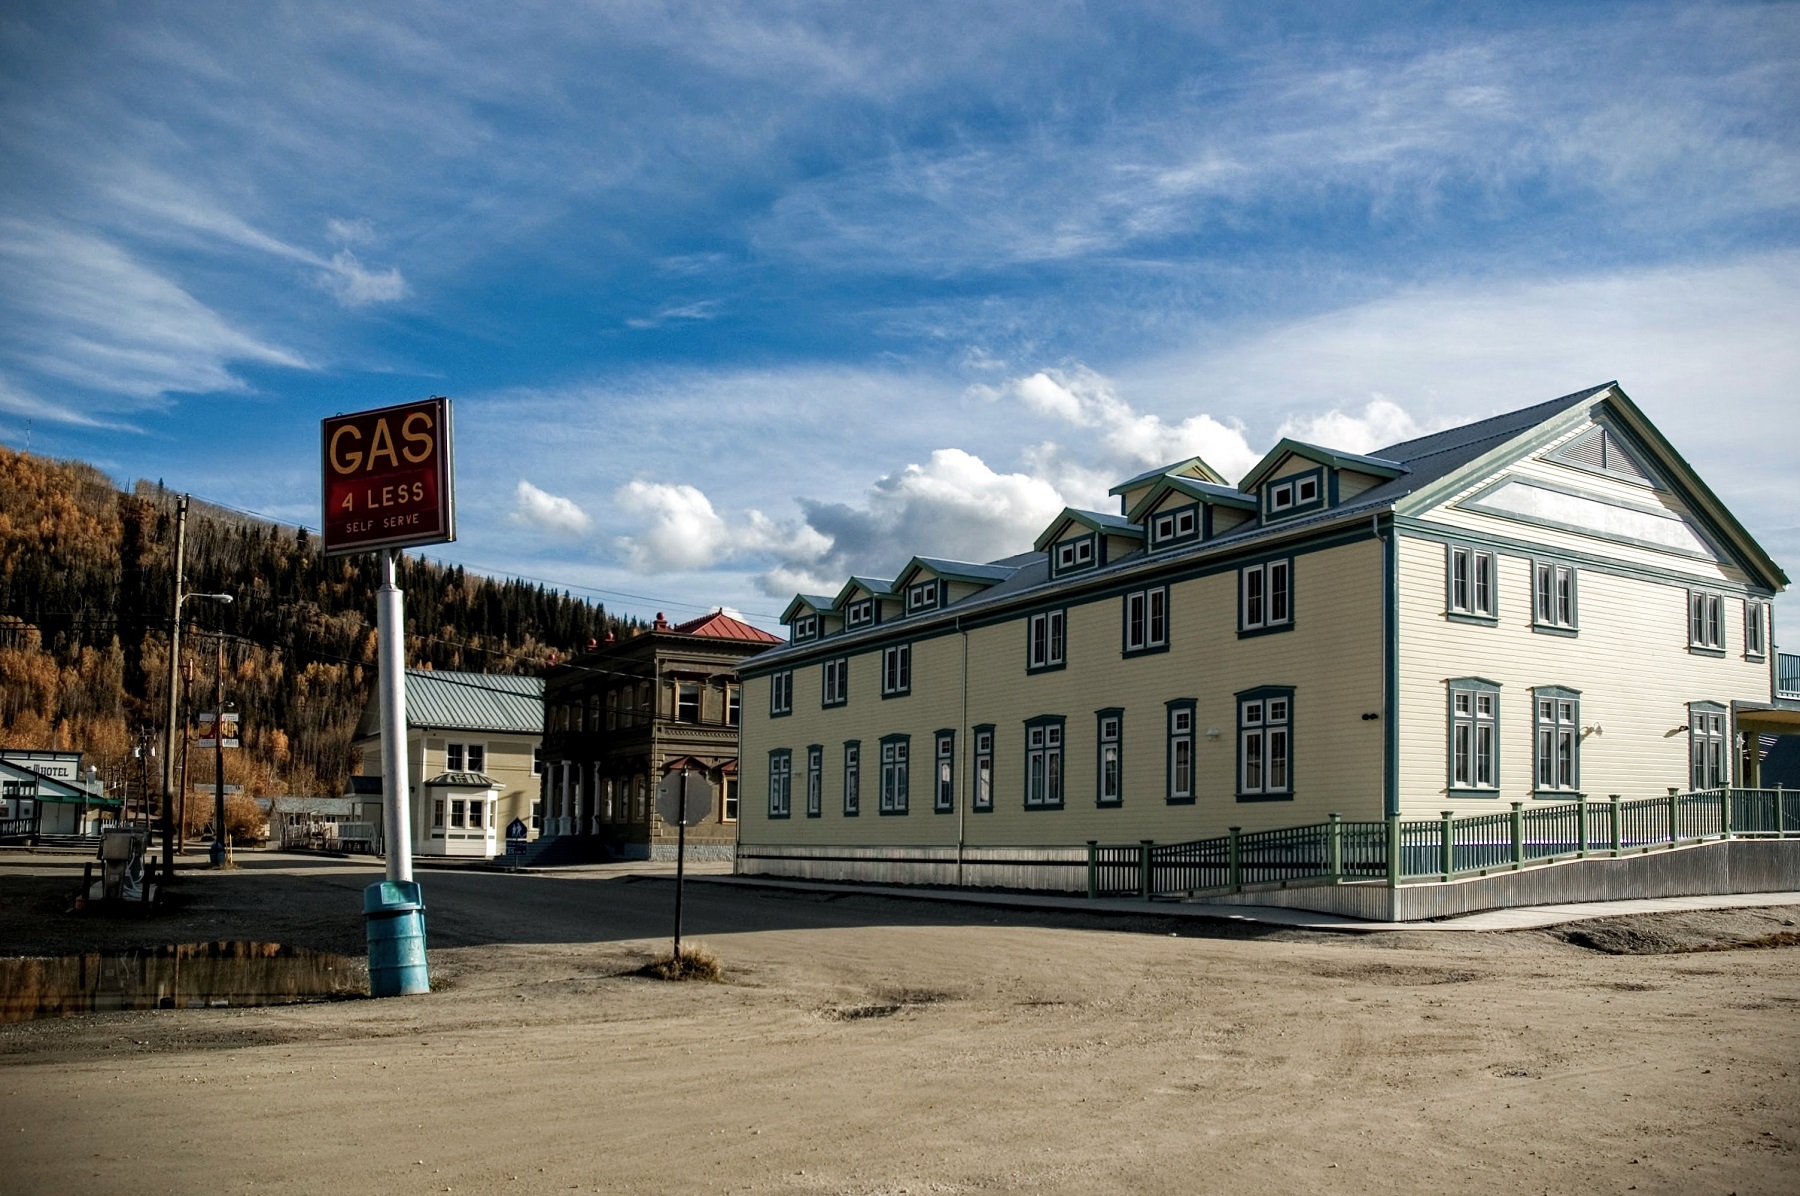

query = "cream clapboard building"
[{"left": 737, "top": 383, "right": 1789, "bottom": 887}]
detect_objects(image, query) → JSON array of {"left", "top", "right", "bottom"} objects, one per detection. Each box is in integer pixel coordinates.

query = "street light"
[{"left": 159, "top": 535, "right": 234, "bottom": 873}]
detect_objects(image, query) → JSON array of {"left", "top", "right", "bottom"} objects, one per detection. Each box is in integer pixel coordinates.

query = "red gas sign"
[{"left": 321, "top": 397, "right": 456, "bottom": 555}]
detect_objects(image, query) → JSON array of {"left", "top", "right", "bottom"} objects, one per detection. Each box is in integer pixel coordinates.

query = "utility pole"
[
  {"left": 213, "top": 635, "right": 229, "bottom": 867},
  {"left": 160, "top": 495, "right": 188, "bottom": 873},
  {"left": 378, "top": 548, "right": 413, "bottom": 885}
]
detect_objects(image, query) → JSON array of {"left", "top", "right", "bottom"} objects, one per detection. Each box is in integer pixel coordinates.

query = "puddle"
[{"left": 0, "top": 942, "right": 364, "bottom": 1022}]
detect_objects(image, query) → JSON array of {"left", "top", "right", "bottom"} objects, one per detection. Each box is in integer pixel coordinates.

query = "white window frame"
[
  {"left": 1055, "top": 538, "right": 1096, "bottom": 571},
  {"left": 446, "top": 741, "right": 486, "bottom": 775},
  {"left": 770, "top": 670, "right": 793, "bottom": 716},
  {"left": 935, "top": 732, "right": 955, "bottom": 813},
  {"left": 1027, "top": 610, "right": 1066, "bottom": 670},
  {"left": 676, "top": 682, "right": 702, "bottom": 724},
  {"left": 1295, "top": 475, "right": 1319, "bottom": 505},
  {"left": 1124, "top": 586, "right": 1169, "bottom": 653},
  {"left": 1533, "top": 562, "right": 1577, "bottom": 632},
  {"left": 1238, "top": 693, "right": 1292, "bottom": 798},
  {"left": 1097, "top": 711, "right": 1122, "bottom": 807},
  {"left": 1240, "top": 560, "right": 1292, "bottom": 633},
  {"left": 767, "top": 750, "right": 792, "bottom": 818},
  {"left": 1268, "top": 480, "right": 1295, "bottom": 512},
  {"left": 722, "top": 776, "right": 739, "bottom": 823},
  {"left": 842, "top": 742, "right": 860, "bottom": 816},
  {"left": 972, "top": 728, "right": 994, "bottom": 812},
  {"left": 879, "top": 736, "right": 909, "bottom": 814},
  {"left": 906, "top": 580, "right": 938, "bottom": 613},
  {"left": 881, "top": 644, "right": 912, "bottom": 697},
  {"left": 1447, "top": 545, "right": 1497, "bottom": 619},
  {"left": 1688, "top": 591, "right": 1724, "bottom": 651},
  {"left": 1024, "top": 719, "right": 1064, "bottom": 809},
  {"left": 1689, "top": 703, "right": 1727, "bottom": 790},
  {"left": 792, "top": 614, "right": 817, "bottom": 642},
  {"left": 1745, "top": 599, "right": 1767, "bottom": 659},
  {"left": 846, "top": 597, "right": 874, "bottom": 628},
  {"left": 822, "top": 657, "right": 849, "bottom": 707},
  {"left": 1533, "top": 689, "right": 1580, "bottom": 794},
  {"left": 1167, "top": 703, "right": 1194, "bottom": 801},
  {"left": 806, "top": 746, "right": 822, "bottom": 817}
]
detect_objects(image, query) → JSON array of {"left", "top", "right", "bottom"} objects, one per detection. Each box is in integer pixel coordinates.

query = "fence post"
[
  {"left": 1228, "top": 827, "right": 1242, "bottom": 893},
  {"left": 1138, "top": 840, "right": 1152, "bottom": 902},
  {"left": 1721, "top": 787, "right": 1733, "bottom": 841},
  {"left": 1328, "top": 813, "right": 1343, "bottom": 884},
  {"left": 1440, "top": 811, "right": 1455, "bottom": 881},
  {"left": 1386, "top": 814, "right": 1401, "bottom": 888},
  {"left": 1086, "top": 840, "right": 1098, "bottom": 901},
  {"left": 1781, "top": 785, "right": 1789, "bottom": 839},
  {"left": 1576, "top": 793, "right": 1588, "bottom": 859},
  {"left": 1609, "top": 795, "right": 1622, "bottom": 857},
  {"left": 1511, "top": 802, "right": 1524, "bottom": 870},
  {"left": 1668, "top": 789, "right": 1680, "bottom": 849}
]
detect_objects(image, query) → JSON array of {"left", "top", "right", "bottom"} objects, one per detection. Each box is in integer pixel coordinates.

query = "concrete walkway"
[{"left": 690, "top": 873, "right": 1800, "bottom": 932}]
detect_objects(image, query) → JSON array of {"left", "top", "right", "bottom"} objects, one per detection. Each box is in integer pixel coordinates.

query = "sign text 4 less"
[{"left": 321, "top": 397, "right": 456, "bottom": 555}]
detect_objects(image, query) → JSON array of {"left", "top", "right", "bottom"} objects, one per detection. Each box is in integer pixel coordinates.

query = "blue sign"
[{"left": 505, "top": 817, "right": 528, "bottom": 842}]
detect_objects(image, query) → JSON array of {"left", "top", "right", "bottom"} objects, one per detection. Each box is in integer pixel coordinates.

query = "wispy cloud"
[{"left": 625, "top": 300, "right": 721, "bottom": 330}]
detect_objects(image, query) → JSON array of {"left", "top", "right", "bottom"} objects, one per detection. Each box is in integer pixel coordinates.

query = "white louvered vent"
[{"left": 1548, "top": 426, "right": 1652, "bottom": 483}]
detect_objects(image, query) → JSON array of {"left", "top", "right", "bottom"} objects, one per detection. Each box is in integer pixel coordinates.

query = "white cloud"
[
  {"left": 326, "top": 217, "right": 377, "bottom": 245},
  {"left": 1275, "top": 397, "right": 1439, "bottom": 456},
  {"left": 614, "top": 480, "right": 730, "bottom": 572},
  {"left": 510, "top": 479, "right": 592, "bottom": 536},
  {"left": 319, "top": 249, "right": 407, "bottom": 307},
  {"left": 625, "top": 300, "right": 721, "bottom": 330}
]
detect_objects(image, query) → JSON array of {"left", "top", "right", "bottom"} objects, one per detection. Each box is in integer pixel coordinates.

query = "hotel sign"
[{"left": 321, "top": 397, "right": 456, "bottom": 555}]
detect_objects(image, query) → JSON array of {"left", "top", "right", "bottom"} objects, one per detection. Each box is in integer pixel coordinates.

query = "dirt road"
[{"left": 2, "top": 854, "right": 1796, "bottom": 1194}]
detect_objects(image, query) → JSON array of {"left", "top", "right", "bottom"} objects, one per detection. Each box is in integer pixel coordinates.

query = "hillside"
[{"left": 0, "top": 446, "right": 628, "bottom": 801}]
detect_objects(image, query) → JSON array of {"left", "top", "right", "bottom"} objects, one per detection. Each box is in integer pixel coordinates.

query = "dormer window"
[
  {"left": 792, "top": 614, "right": 817, "bottom": 642},
  {"left": 1150, "top": 505, "right": 1199, "bottom": 546},
  {"left": 1053, "top": 536, "right": 1096, "bottom": 573},
  {"left": 1269, "top": 481, "right": 1295, "bottom": 512},
  {"left": 906, "top": 580, "right": 939, "bottom": 613},
  {"left": 847, "top": 597, "right": 874, "bottom": 628},
  {"left": 1263, "top": 467, "right": 1324, "bottom": 521}
]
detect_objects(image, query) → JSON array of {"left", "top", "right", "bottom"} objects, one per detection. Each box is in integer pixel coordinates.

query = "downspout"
[
  {"left": 1378, "top": 511, "right": 1400, "bottom": 818},
  {"left": 956, "top": 615, "right": 968, "bottom": 887}
]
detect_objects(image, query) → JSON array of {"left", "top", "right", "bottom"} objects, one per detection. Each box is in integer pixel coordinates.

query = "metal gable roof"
[
  {"left": 1032, "top": 507, "right": 1143, "bottom": 552},
  {"left": 670, "top": 610, "right": 784, "bottom": 642},
  {"left": 400, "top": 670, "right": 543, "bottom": 734}
]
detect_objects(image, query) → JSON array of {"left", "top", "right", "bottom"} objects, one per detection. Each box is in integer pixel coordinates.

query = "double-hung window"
[
  {"left": 879, "top": 735, "right": 909, "bottom": 814},
  {"left": 842, "top": 741, "right": 860, "bottom": 816},
  {"left": 1240, "top": 561, "right": 1292, "bottom": 634},
  {"left": 767, "top": 749, "right": 792, "bottom": 818},
  {"left": 1532, "top": 688, "right": 1580, "bottom": 794},
  {"left": 1024, "top": 717, "right": 1064, "bottom": 809},
  {"left": 1238, "top": 689, "right": 1293, "bottom": 799},
  {"left": 726, "top": 686, "right": 740, "bottom": 726},
  {"left": 1123, "top": 587, "right": 1168, "bottom": 654},
  {"left": 722, "top": 777, "right": 739, "bottom": 822},
  {"left": 972, "top": 726, "right": 994, "bottom": 812},
  {"left": 1027, "top": 610, "right": 1066, "bottom": 672},
  {"left": 1532, "top": 562, "right": 1577, "bottom": 633},
  {"left": 1447, "top": 679, "right": 1499, "bottom": 792},
  {"left": 822, "top": 657, "right": 849, "bottom": 707},
  {"left": 1689, "top": 703, "right": 1727, "bottom": 790},
  {"left": 770, "top": 671, "right": 793, "bottom": 716},
  {"left": 676, "top": 683, "right": 701, "bottom": 723},
  {"left": 881, "top": 644, "right": 912, "bottom": 697},
  {"left": 1166, "top": 700, "right": 1195, "bottom": 802},
  {"left": 446, "top": 742, "right": 485, "bottom": 774},
  {"left": 1745, "top": 600, "right": 1768, "bottom": 660},
  {"left": 935, "top": 731, "right": 955, "bottom": 813},
  {"left": 1096, "top": 709, "right": 1123, "bottom": 807},
  {"left": 805, "top": 745, "right": 823, "bottom": 817},
  {"left": 1447, "top": 546, "right": 1497, "bottom": 620},
  {"left": 1688, "top": 591, "right": 1724, "bottom": 652}
]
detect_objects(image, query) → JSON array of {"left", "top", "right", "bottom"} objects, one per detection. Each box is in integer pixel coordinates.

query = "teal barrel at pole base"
[{"left": 364, "top": 880, "right": 430, "bottom": 997}]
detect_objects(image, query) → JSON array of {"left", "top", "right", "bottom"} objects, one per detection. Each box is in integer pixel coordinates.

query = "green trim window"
[
  {"left": 1239, "top": 559, "right": 1292, "bottom": 635},
  {"left": 1096, "top": 708, "right": 1123, "bottom": 807},
  {"left": 1123, "top": 586, "right": 1169, "bottom": 655},
  {"left": 1532, "top": 687, "right": 1580, "bottom": 794},
  {"left": 1150, "top": 503, "right": 1199, "bottom": 550},
  {"left": 881, "top": 644, "right": 912, "bottom": 697},
  {"left": 791, "top": 614, "right": 818, "bottom": 642},
  {"left": 1688, "top": 591, "right": 1724, "bottom": 652},
  {"left": 1024, "top": 716, "right": 1065, "bottom": 809},
  {"left": 1689, "top": 702, "right": 1727, "bottom": 790},
  {"left": 770, "top": 670, "right": 793, "bottom": 717},
  {"left": 767, "top": 749, "right": 792, "bottom": 819},
  {"left": 822, "top": 657, "right": 849, "bottom": 707},
  {"left": 1447, "top": 545, "right": 1497, "bottom": 620},
  {"left": 843, "top": 740, "right": 861, "bottom": 816},
  {"left": 1237, "top": 687, "right": 1293, "bottom": 800},
  {"left": 1027, "top": 610, "right": 1066, "bottom": 672},
  {"left": 1447, "top": 678, "right": 1500, "bottom": 793},
  {"left": 879, "top": 734, "right": 910, "bottom": 814},
  {"left": 805, "top": 745, "right": 823, "bottom": 817},
  {"left": 1745, "top": 599, "right": 1768, "bottom": 660},
  {"left": 1532, "top": 561, "right": 1577, "bottom": 634},
  {"left": 1166, "top": 699, "right": 1195, "bottom": 803},
  {"left": 972, "top": 725, "right": 995, "bottom": 812},
  {"left": 846, "top": 597, "right": 875, "bottom": 628},
  {"left": 1053, "top": 534, "right": 1097, "bottom": 575},
  {"left": 934, "top": 730, "right": 956, "bottom": 813},
  {"left": 1263, "top": 468, "right": 1324, "bottom": 521},
  {"left": 906, "top": 580, "right": 940, "bottom": 614}
]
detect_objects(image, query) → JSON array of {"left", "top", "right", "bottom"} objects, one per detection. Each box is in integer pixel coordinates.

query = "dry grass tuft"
[{"left": 637, "top": 944, "right": 723, "bottom": 982}]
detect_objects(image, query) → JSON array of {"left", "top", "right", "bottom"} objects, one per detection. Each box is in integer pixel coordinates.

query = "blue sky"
[{"left": 1, "top": 2, "right": 1796, "bottom": 632}]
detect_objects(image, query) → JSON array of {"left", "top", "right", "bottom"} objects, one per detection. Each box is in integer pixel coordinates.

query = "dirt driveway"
[{"left": 2, "top": 853, "right": 1796, "bottom": 1195}]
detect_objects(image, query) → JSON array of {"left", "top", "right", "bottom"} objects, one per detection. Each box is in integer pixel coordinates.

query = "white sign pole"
[{"left": 377, "top": 547, "right": 413, "bottom": 883}]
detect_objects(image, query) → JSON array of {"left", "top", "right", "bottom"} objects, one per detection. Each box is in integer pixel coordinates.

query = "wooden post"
[
  {"left": 1086, "top": 840, "right": 1098, "bottom": 901},
  {"left": 1576, "top": 793, "right": 1588, "bottom": 859},
  {"left": 1510, "top": 802, "right": 1524, "bottom": 870},
  {"left": 1328, "top": 813, "right": 1343, "bottom": 884},
  {"left": 1138, "top": 840, "right": 1153, "bottom": 902},
  {"left": 1227, "top": 827, "right": 1242, "bottom": 893},
  {"left": 1721, "top": 787, "right": 1733, "bottom": 841},
  {"left": 1440, "top": 811, "right": 1455, "bottom": 881},
  {"left": 1386, "top": 814, "right": 1401, "bottom": 888},
  {"left": 1668, "top": 790, "right": 1680, "bottom": 849},
  {"left": 1609, "top": 795, "right": 1622, "bottom": 857}
]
